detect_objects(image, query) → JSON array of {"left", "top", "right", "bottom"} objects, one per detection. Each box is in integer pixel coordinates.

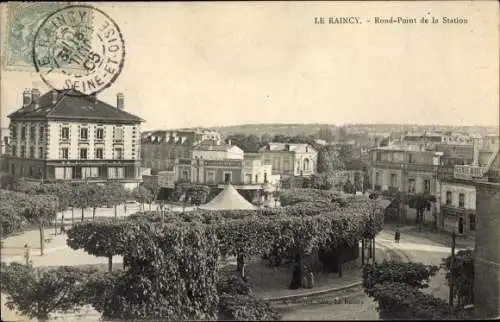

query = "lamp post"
[{"left": 449, "top": 230, "right": 456, "bottom": 306}]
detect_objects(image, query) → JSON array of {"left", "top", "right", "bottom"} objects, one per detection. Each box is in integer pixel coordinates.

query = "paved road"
[{"left": 281, "top": 228, "right": 474, "bottom": 320}]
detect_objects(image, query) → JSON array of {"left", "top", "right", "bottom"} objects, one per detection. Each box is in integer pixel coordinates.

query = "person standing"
[{"left": 395, "top": 228, "right": 401, "bottom": 244}]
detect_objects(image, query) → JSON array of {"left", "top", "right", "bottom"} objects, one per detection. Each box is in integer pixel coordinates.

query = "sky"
[{"left": 1, "top": 1, "right": 498, "bottom": 131}]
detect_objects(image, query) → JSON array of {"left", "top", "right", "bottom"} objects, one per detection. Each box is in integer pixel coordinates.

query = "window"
[
  {"left": 114, "top": 147, "right": 123, "bottom": 159},
  {"left": 11, "top": 145, "right": 17, "bottom": 157},
  {"left": 39, "top": 126, "right": 45, "bottom": 140},
  {"left": 376, "top": 152, "right": 381, "bottom": 161},
  {"left": 61, "top": 127, "right": 70, "bottom": 140},
  {"left": 30, "top": 126, "right": 36, "bottom": 141},
  {"left": 182, "top": 170, "right": 189, "bottom": 181},
  {"left": 80, "top": 148, "right": 88, "bottom": 159},
  {"left": 375, "top": 172, "right": 381, "bottom": 186},
  {"left": 424, "top": 179, "right": 431, "bottom": 193},
  {"left": 96, "top": 128, "right": 104, "bottom": 140},
  {"left": 390, "top": 173, "right": 398, "bottom": 188},
  {"left": 38, "top": 147, "right": 44, "bottom": 159},
  {"left": 469, "top": 214, "right": 476, "bottom": 231},
  {"left": 21, "top": 127, "right": 26, "bottom": 140},
  {"left": 61, "top": 148, "right": 69, "bottom": 159},
  {"left": 114, "top": 127, "right": 124, "bottom": 141},
  {"left": 20, "top": 146, "right": 26, "bottom": 158},
  {"left": 80, "top": 128, "right": 88, "bottom": 140},
  {"left": 446, "top": 191, "right": 452, "bottom": 205},
  {"left": 95, "top": 148, "right": 104, "bottom": 159},
  {"left": 459, "top": 193, "right": 465, "bottom": 208},
  {"left": 207, "top": 171, "right": 215, "bottom": 183},
  {"left": 29, "top": 146, "right": 35, "bottom": 158},
  {"left": 408, "top": 153, "right": 414, "bottom": 163},
  {"left": 264, "top": 172, "right": 268, "bottom": 183},
  {"left": 224, "top": 172, "right": 232, "bottom": 184},
  {"left": 283, "top": 159, "right": 290, "bottom": 171},
  {"left": 255, "top": 174, "right": 259, "bottom": 183},
  {"left": 273, "top": 157, "right": 280, "bottom": 170},
  {"left": 408, "top": 178, "right": 416, "bottom": 194},
  {"left": 11, "top": 125, "right": 17, "bottom": 139}
]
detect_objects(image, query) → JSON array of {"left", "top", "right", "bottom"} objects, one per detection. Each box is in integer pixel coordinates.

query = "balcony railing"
[{"left": 454, "top": 165, "right": 485, "bottom": 180}]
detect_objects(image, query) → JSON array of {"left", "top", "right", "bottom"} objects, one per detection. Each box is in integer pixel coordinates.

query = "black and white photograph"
[{"left": 0, "top": 1, "right": 498, "bottom": 321}]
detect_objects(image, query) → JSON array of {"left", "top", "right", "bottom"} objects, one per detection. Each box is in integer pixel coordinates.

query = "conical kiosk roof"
[{"left": 199, "top": 184, "right": 257, "bottom": 210}]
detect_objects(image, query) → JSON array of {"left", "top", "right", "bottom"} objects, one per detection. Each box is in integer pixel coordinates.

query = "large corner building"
[{"left": 3, "top": 88, "right": 144, "bottom": 189}]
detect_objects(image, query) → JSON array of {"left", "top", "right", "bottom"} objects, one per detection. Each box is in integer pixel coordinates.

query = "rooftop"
[
  {"left": 8, "top": 89, "right": 144, "bottom": 123},
  {"left": 259, "top": 142, "right": 316, "bottom": 153}
]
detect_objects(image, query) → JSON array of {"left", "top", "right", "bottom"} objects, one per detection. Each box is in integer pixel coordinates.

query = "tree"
[
  {"left": 88, "top": 184, "right": 106, "bottom": 220},
  {"left": 39, "top": 182, "right": 72, "bottom": 232},
  {"left": 23, "top": 194, "right": 58, "bottom": 255},
  {"left": 317, "top": 146, "right": 345, "bottom": 173},
  {"left": 1, "top": 262, "right": 96, "bottom": 322},
  {"left": 0, "top": 173, "right": 17, "bottom": 190},
  {"left": 441, "top": 249, "right": 474, "bottom": 307},
  {"left": 0, "top": 190, "right": 29, "bottom": 237},
  {"left": 132, "top": 186, "right": 153, "bottom": 211},
  {"left": 361, "top": 261, "right": 468, "bottom": 320},
  {"left": 408, "top": 193, "right": 434, "bottom": 232},
  {"left": 343, "top": 180, "right": 356, "bottom": 194},
  {"left": 70, "top": 183, "right": 93, "bottom": 223},
  {"left": 104, "top": 182, "right": 128, "bottom": 219}
]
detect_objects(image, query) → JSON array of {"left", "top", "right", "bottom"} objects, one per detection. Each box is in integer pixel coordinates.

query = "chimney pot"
[
  {"left": 117, "top": 93, "right": 124, "bottom": 109},
  {"left": 51, "top": 90, "right": 58, "bottom": 104},
  {"left": 31, "top": 88, "right": 41, "bottom": 108},
  {"left": 23, "top": 89, "right": 32, "bottom": 107},
  {"left": 472, "top": 138, "right": 480, "bottom": 166}
]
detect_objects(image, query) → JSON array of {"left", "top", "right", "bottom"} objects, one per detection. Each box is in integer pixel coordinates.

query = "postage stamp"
[
  {"left": 2, "top": 2, "right": 71, "bottom": 72},
  {"left": 32, "top": 4, "right": 125, "bottom": 96}
]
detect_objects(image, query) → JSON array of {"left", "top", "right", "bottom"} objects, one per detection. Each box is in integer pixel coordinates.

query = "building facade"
[
  {"left": 474, "top": 181, "right": 500, "bottom": 319},
  {"left": 438, "top": 137, "right": 499, "bottom": 235},
  {"left": 4, "top": 89, "right": 144, "bottom": 189},
  {"left": 140, "top": 129, "right": 223, "bottom": 172},
  {"left": 369, "top": 145, "right": 441, "bottom": 196},
  {"left": 259, "top": 142, "right": 318, "bottom": 177}
]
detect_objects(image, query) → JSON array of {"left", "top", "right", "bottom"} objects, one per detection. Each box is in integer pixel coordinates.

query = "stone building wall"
[{"left": 474, "top": 182, "right": 500, "bottom": 319}]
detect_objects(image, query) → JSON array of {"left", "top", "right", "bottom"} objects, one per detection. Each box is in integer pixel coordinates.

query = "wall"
[
  {"left": 440, "top": 182, "right": 476, "bottom": 210},
  {"left": 45, "top": 121, "right": 139, "bottom": 160},
  {"left": 474, "top": 182, "right": 500, "bottom": 319}
]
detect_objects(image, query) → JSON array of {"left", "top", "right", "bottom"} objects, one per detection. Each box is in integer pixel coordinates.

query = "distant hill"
[
  {"left": 142, "top": 123, "right": 497, "bottom": 137},
  {"left": 210, "top": 123, "right": 337, "bottom": 136}
]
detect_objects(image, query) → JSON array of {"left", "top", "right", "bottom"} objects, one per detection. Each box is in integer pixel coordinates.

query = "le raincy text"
[{"left": 314, "top": 17, "right": 361, "bottom": 24}]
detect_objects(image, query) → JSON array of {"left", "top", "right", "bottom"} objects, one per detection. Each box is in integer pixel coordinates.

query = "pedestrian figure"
[{"left": 395, "top": 229, "right": 401, "bottom": 244}]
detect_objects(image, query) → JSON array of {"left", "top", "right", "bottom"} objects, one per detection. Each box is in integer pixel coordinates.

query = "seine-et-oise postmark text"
[{"left": 32, "top": 5, "right": 125, "bottom": 96}]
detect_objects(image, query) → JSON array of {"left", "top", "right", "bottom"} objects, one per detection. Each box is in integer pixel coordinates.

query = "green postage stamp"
[{"left": 2, "top": 2, "right": 71, "bottom": 72}]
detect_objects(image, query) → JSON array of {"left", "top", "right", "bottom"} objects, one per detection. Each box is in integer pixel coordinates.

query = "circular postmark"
[{"left": 32, "top": 5, "right": 125, "bottom": 96}]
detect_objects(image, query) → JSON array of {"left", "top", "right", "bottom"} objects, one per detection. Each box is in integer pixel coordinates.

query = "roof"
[
  {"left": 193, "top": 144, "right": 237, "bottom": 152},
  {"left": 8, "top": 89, "right": 144, "bottom": 123},
  {"left": 259, "top": 142, "right": 316, "bottom": 153},
  {"left": 199, "top": 184, "right": 257, "bottom": 210}
]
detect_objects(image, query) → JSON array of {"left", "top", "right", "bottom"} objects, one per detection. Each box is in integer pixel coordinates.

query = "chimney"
[
  {"left": 90, "top": 93, "right": 97, "bottom": 104},
  {"left": 23, "top": 89, "right": 32, "bottom": 107},
  {"left": 117, "top": 93, "right": 124, "bottom": 109},
  {"left": 472, "top": 137, "right": 480, "bottom": 166},
  {"left": 31, "top": 88, "right": 41, "bottom": 108},
  {"left": 51, "top": 90, "right": 58, "bottom": 104}
]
